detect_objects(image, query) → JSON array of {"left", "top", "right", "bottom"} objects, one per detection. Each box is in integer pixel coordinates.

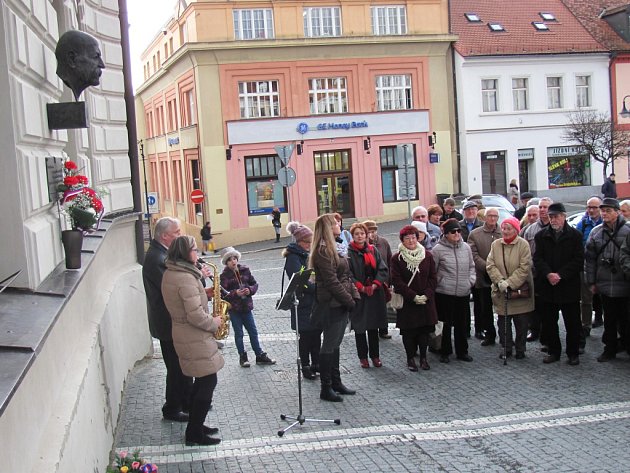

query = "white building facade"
[{"left": 456, "top": 53, "right": 610, "bottom": 201}]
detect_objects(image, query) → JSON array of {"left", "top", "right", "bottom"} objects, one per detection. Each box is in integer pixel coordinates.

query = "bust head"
[{"left": 55, "top": 30, "right": 105, "bottom": 100}]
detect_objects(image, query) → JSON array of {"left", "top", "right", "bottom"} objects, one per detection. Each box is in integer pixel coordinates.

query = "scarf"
[
  {"left": 503, "top": 235, "right": 517, "bottom": 245},
  {"left": 167, "top": 259, "right": 203, "bottom": 279},
  {"left": 397, "top": 242, "right": 426, "bottom": 273},
  {"left": 350, "top": 241, "right": 376, "bottom": 269}
]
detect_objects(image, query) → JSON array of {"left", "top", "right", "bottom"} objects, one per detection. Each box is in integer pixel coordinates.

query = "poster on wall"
[
  {"left": 547, "top": 146, "right": 591, "bottom": 188},
  {"left": 247, "top": 180, "right": 286, "bottom": 215}
]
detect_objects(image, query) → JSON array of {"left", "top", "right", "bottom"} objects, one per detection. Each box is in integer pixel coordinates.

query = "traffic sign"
[
  {"left": 190, "top": 189, "right": 204, "bottom": 204},
  {"left": 278, "top": 167, "right": 297, "bottom": 187},
  {"left": 274, "top": 144, "right": 295, "bottom": 166},
  {"left": 146, "top": 192, "right": 159, "bottom": 214}
]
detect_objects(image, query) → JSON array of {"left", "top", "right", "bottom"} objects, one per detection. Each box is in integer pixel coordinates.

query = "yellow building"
[{"left": 136, "top": 0, "right": 457, "bottom": 246}]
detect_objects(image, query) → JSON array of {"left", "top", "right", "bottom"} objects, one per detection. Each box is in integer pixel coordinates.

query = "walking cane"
[{"left": 503, "top": 289, "right": 509, "bottom": 366}]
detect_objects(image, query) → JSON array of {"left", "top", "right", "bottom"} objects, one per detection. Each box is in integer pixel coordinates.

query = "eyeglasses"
[
  {"left": 587, "top": 206, "right": 599, "bottom": 210},
  {"left": 486, "top": 214, "right": 499, "bottom": 218},
  {"left": 448, "top": 229, "right": 462, "bottom": 234}
]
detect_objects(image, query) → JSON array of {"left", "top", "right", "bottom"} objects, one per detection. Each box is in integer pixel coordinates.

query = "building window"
[
  {"left": 547, "top": 76, "right": 563, "bottom": 109},
  {"left": 512, "top": 77, "right": 529, "bottom": 111},
  {"left": 371, "top": 6, "right": 407, "bottom": 35},
  {"left": 239, "top": 80, "right": 280, "bottom": 118},
  {"left": 180, "top": 89, "right": 196, "bottom": 127},
  {"left": 380, "top": 145, "right": 417, "bottom": 202},
  {"left": 576, "top": 75, "right": 591, "bottom": 108},
  {"left": 166, "top": 98, "right": 178, "bottom": 132},
  {"left": 233, "top": 9, "right": 274, "bottom": 40},
  {"left": 303, "top": 7, "right": 341, "bottom": 37},
  {"left": 375, "top": 74, "right": 412, "bottom": 111},
  {"left": 308, "top": 77, "right": 347, "bottom": 114},
  {"left": 188, "top": 154, "right": 202, "bottom": 219},
  {"left": 159, "top": 159, "right": 171, "bottom": 200},
  {"left": 245, "top": 155, "right": 286, "bottom": 215},
  {"left": 155, "top": 104, "right": 165, "bottom": 136},
  {"left": 169, "top": 37, "right": 174, "bottom": 54},
  {"left": 145, "top": 110, "right": 154, "bottom": 138},
  {"left": 172, "top": 159, "right": 183, "bottom": 203},
  {"left": 547, "top": 146, "right": 590, "bottom": 188},
  {"left": 481, "top": 79, "right": 498, "bottom": 112}
]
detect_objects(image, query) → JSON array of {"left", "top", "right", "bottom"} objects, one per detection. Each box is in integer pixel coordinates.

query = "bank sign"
[{"left": 297, "top": 120, "right": 368, "bottom": 134}]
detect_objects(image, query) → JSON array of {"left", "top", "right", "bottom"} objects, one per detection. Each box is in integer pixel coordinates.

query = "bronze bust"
[{"left": 55, "top": 30, "right": 105, "bottom": 101}]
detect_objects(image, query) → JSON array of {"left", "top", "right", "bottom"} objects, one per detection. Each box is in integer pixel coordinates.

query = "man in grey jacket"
[
  {"left": 585, "top": 198, "right": 630, "bottom": 362},
  {"left": 468, "top": 207, "right": 502, "bottom": 346}
]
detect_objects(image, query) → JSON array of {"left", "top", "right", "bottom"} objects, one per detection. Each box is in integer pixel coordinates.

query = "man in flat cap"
[
  {"left": 459, "top": 201, "right": 482, "bottom": 243},
  {"left": 56, "top": 30, "right": 105, "bottom": 100},
  {"left": 533, "top": 203, "right": 584, "bottom": 365},
  {"left": 514, "top": 192, "right": 534, "bottom": 221},
  {"left": 585, "top": 198, "right": 630, "bottom": 362}
]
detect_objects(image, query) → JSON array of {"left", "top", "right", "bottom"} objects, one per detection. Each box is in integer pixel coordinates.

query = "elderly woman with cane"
[{"left": 486, "top": 217, "right": 534, "bottom": 360}]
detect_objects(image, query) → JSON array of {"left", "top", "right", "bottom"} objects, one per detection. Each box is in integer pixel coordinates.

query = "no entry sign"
[{"left": 190, "top": 189, "right": 204, "bottom": 204}]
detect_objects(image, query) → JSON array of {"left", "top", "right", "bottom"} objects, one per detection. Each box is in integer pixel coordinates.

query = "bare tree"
[{"left": 562, "top": 110, "right": 630, "bottom": 179}]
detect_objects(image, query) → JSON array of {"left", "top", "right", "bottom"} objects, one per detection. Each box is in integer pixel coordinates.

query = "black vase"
[{"left": 61, "top": 230, "right": 83, "bottom": 269}]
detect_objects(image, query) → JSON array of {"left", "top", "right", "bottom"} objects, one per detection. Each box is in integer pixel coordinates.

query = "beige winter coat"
[
  {"left": 162, "top": 260, "right": 224, "bottom": 378},
  {"left": 486, "top": 236, "right": 535, "bottom": 316}
]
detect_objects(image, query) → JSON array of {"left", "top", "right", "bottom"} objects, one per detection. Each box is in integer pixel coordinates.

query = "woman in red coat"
[{"left": 390, "top": 225, "right": 438, "bottom": 371}]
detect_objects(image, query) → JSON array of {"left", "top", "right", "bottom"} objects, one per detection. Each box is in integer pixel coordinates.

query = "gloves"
[
  {"left": 498, "top": 280, "right": 510, "bottom": 293},
  {"left": 413, "top": 295, "right": 427, "bottom": 305}
]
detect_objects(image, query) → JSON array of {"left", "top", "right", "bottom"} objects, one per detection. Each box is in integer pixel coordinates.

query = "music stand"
[{"left": 276, "top": 269, "right": 341, "bottom": 437}]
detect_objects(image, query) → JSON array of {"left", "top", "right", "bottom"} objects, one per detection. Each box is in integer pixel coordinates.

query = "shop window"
[
  {"left": 375, "top": 74, "right": 412, "bottom": 111},
  {"left": 189, "top": 156, "right": 202, "bottom": 218},
  {"left": 481, "top": 78, "right": 498, "bottom": 112},
  {"left": 239, "top": 80, "right": 280, "bottom": 118},
  {"left": 547, "top": 76, "right": 563, "bottom": 109},
  {"left": 576, "top": 75, "right": 591, "bottom": 108},
  {"left": 380, "top": 146, "right": 417, "bottom": 202},
  {"left": 512, "top": 77, "right": 529, "bottom": 111},
  {"left": 371, "top": 6, "right": 407, "bottom": 35},
  {"left": 233, "top": 9, "right": 274, "bottom": 40},
  {"left": 547, "top": 146, "right": 591, "bottom": 188},
  {"left": 303, "top": 7, "right": 341, "bottom": 37},
  {"left": 245, "top": 155, "right": 286, "bottom": 215},
  {"left": 309, "top": 77, "right": 347, "bottom": 114}
]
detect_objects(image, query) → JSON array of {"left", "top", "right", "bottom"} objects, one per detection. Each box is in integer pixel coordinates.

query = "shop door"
[
  {"left": 518, "top": 160, "right": 530, "bottom": 192},
  {"left": 481, "top": 151, "right": 506, "bottom": 195},
  {"left": 314, "top": 150, "right": 354, "bottom": 217}
]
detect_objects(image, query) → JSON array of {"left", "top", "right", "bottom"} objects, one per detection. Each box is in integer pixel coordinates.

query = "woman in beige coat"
[
  {"left": 486, "top": 217, "right": 534, "bottom": 360},
  {"left": 162, "top": 235, "right": 224, "bottom": 446}
]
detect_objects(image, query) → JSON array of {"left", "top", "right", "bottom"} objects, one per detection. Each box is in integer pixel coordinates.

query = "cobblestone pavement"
[{"left": 116, "top": 219, "right": 630, "bottom": 472}]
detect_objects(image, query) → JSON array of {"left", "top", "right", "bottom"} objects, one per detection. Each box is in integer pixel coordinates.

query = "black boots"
[
  {"left": 319, "top": 353, "right": 343, "bottom": 402},
  {"left": 331, "top": 349, "right": 356, "bottom": 395},
  {"left": 301, "top": 365, "right": 317, "bottom": 380},
  {"left": 185, "top": 400, "right": 221, "bottom": 446},
  {"left": 275, "top": 234, "right": 280, "bottom": 243}
]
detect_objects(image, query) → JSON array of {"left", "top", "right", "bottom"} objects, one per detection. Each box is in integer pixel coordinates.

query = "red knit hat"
[{"left": 502, "top": 217, "right": 521, "bottom": 234}]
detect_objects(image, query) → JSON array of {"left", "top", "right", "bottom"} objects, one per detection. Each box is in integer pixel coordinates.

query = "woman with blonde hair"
[{"left": 310, "top": 214, "right": 359, "bottom": 402}]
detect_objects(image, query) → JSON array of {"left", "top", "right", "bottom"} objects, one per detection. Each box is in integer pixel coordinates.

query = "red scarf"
[
  {"left": 503, "top": 235, "right": 517, "bottom": 245},
  {"left": 350, "top": 241, "right": 376, "bottom": 269}
]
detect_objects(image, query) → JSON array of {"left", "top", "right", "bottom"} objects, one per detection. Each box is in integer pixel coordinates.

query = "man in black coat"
[
  {"left": 533, "top": 203, "right": 584, "bottom": 365},
  {"left": 142, "top": 217, "right": 192, "bottom": 421}
]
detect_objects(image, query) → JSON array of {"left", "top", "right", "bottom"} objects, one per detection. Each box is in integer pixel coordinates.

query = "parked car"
[
  {"left": 461, "top": 194, "right": 516, "bottom": 213},
  {"left": 567, "top": 211, "right": 585, "bottom": 228}
]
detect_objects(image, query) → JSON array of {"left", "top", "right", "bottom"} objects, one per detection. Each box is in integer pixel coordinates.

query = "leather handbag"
[{"left": 390, "top": 268, "right": 418, "bottom": 310}]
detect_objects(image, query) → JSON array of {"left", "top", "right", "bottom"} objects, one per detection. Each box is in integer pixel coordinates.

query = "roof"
[
  {"left": 560, "top": 0, "right": 630, "bottom": 51},
  {"left": 451, "top": 0, "right": 607, "bottom": 57}
]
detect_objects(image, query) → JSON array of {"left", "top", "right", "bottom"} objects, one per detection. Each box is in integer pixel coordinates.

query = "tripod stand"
[{"left": 276, "top": 270, "right": 340, "bottom": 437}]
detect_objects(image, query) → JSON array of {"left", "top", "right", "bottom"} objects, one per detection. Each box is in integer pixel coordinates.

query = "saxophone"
[{"left": 206, "top": 261, "right": 231, "bottom": 340}]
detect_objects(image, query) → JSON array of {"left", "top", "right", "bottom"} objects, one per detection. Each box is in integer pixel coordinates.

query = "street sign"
[
  {"left": 190, "top": 189, "right": 204, "bottom": 204},
  {"left": 278, "top": 167, "right": 297, "bottom": 187},
  {"left": 146, "top": 192, "right": 159, "bottom": 214},
  {"left": 274, "top": 144, "right": 295, "bottom": 166}
]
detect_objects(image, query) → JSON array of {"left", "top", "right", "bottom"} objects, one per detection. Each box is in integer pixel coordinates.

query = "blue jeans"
[{"left": 230, "top": 310, "right": 263, "bottom": 356}]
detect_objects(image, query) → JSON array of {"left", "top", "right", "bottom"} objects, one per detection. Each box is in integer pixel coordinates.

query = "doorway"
[
  {"left": 314, "top": 150, "right": 354, "bottom": 217},
  {"left": 481, "top": 150, "right": 506, "bottom": 195},
  {"left": 518, "top": 160, "right": 530, "bottom": 192}
]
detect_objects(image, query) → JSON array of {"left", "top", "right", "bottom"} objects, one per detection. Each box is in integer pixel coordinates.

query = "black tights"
[
  {"left": 401, "top": 329, "right": 430, "bottom": 360},
  {"left": 355, "top": 329, "right": 380, "bottom": 359},
  {"left": 299, "top": 330, "right": 322, "bottom": 367}
]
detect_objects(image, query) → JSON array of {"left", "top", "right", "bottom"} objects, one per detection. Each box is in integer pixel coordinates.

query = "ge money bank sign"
[{"left": 227, "top": 111, "right": 429, "bottom": 145}]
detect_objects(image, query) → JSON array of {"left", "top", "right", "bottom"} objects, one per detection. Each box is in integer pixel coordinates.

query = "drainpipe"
[
  {"left": 608, "top": 51, "right": 616, "bottom": 176},
  {"left": 448, "top": 0, "right": 462, "bottom": 193},
  {"left": 118, "top": 0, "right": 145, "bottom": 264}
]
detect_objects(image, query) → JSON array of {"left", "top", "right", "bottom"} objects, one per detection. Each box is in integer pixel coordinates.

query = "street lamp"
[{"left": 620, "top": 95, "right": 630, "bottom": 119}]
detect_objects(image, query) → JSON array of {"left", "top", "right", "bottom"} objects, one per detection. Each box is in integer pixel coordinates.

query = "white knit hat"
[
  {"left": 221, "top": 246, "right": 241, "bottom": 265},
  {"left": 411, "top": 221, "right": 428, "bottom": 236}
]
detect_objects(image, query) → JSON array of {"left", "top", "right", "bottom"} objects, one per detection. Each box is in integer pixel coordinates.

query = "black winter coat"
[
  {"left": 533, "top": 223, "right": 584, "bottom": 304},
  {"left": 142, "top": 239, "right": 172, "bottom": 340},
  {"left": 283, "top": 243, "right": 318, "bottom": 332},
  {"left": 347, "top": 243, "right": 388, "bottom": 332},
  {"left": 390, "top": 250, "right": 438, "bottom": 330}
]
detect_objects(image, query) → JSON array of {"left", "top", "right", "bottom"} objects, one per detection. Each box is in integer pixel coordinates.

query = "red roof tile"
[
  {"left": 560, "top": 0, "right": 630, "bottom": 51},
  {"left": 451, "top": 0, "right": 607, "bottom": 57}
]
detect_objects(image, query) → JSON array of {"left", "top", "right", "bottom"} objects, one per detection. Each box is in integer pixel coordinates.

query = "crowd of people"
[{"left": 141, "top": 191, "right": 630, "bottom": 437}]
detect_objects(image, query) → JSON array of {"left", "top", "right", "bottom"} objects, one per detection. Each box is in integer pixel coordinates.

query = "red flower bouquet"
[{"left": 57, "top": 160, "right": 105, "bottom": 232}]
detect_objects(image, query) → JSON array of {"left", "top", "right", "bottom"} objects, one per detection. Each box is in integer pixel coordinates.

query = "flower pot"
[{"left": 61, "top": 229, "right": 83, "bottom": 269}]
